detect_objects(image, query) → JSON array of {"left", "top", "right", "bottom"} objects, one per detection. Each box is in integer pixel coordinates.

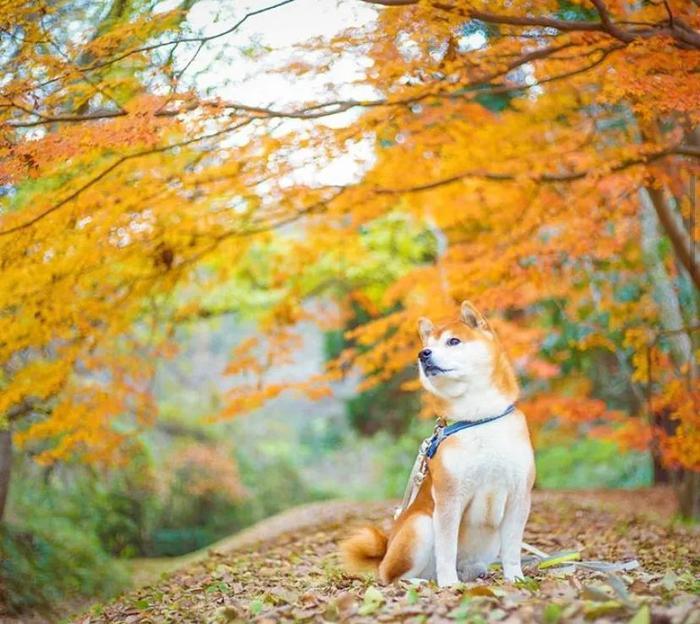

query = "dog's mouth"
[{"left": 421, "top": 362, "right": 453, "bottom": 377}]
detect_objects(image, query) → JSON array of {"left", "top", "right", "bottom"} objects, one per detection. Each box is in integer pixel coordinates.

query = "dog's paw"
[
  {"left": 436, "top": 572, "right": 461, "bottom": 588},
  {"left": 457, "top": 562, "right": 488, "bottom": 582},
  {"left": 503, "top": 566, "right": 524, "bottom": 582}
]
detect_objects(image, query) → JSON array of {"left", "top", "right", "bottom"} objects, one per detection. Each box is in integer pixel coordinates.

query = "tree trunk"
[
  {"left": 639, "top": 189, "right": 695, "bottom": 367},
  {"left": 650, "top": 407, "right": 675, "bottom": 485},
  {"left": 639, "top": 190, "right": 697, "bottom": 490},
  {"left": 677, "top": 470, "right": 700, "bottom": 520},
  {"left": 0, "top": 426, "right": 11, "bottom": 522}
]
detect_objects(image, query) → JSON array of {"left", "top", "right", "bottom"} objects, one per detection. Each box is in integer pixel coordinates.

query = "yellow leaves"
[
  {"left": 0, "top": 356, "right": 74, "bottom": 416},
  {"left": 1, "top": 0, "right": 698, "bottom": 473},
  {"left": 15, "top": 390, "right": 126, "bottom": 466},
  {"left": 345, "top": 310, "right": 407, "bottom": 346},
  {"left": 220, "top": 326, "right": 336, "bottom": 419},
  {"left": 300, "top": 381, "right": 334, "bottom": 402},
  {"left": 624, "top": 328, "right": 653, "bottom": 383},
  {"left": 220, "top": 384, "right": 285, "bottom": 419},
  {"left": 8, "top": 324, "right": 163, "bottom": 465},
  {"left": 225, "top": 337, "right": 265, "bottom": 377},
  {"left": 220, "top": 376, "right": 333, "bottom": 420},
  {"left": 575, "top": 333, "right": 618, "bottom": 353},
  {"left": 653, "top": 381, "right": 700, "bottom": 429}
]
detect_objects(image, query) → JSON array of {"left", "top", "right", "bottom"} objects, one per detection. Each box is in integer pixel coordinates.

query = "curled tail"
[{"left": 340, "top": 525, "right": 388, "bottom": 573}]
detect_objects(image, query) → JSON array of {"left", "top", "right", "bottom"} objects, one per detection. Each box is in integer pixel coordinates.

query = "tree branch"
[
  {"left": 6, "top": 109, "right": 127, "bottom": 128},
  {"left": 370, "top": 145, "right": 700, "bottom": 194},
  {"left": 0, "top": 119, "right": 256, "bottom": 236},
  {"left": 361, "top": 0, "right": 699, "bottom": 49},
  {"left": 589, "top": 0, "right": 635, "bottom": 43},
  {"left": 26, "top": 0, "right": 300, "bottom": 94},
  {"left": 645, "top": 186, "right": 700, "bottom": 291},
  {"left": 4, "top": 41, "right": 619, "bottom": 135}
]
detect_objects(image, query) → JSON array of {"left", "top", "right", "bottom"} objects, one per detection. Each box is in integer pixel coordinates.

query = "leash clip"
[{"left": 413, "top": 414, "right": 444, "bottom": 487}]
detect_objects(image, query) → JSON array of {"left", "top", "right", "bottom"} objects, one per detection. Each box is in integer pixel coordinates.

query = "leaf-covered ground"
[{"left": 75, "top": 490, "right": 698, "bottom": 624}]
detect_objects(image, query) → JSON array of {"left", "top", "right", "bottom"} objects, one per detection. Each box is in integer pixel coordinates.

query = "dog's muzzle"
[{"left": 419, "top": 349, "right": 450, "bottom": 377}]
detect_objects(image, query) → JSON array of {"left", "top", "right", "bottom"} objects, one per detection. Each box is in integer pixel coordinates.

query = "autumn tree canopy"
[{"left": 1, "top": 0, "right": 698, "bottom": 510}]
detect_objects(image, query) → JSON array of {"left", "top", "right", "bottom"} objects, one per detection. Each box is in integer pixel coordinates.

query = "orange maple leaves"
[{"left": 1, "top": 0, "right": 698, "bottom": 474}]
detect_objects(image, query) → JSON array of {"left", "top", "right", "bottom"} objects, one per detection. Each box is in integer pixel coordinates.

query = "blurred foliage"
[
  {"left": 345, "top": 370, "right": 419, "bottom": 437},
  {"left": 370, "top": 421, "right": 434, "bottom": 499},
  {"left": 1, "top": 426, "right": 329, "bottom": 613},
  {"left": 0, "top": 515, "right": 128, "bottom": 614},
  {"left": 535, "top": 439, "right": 653, "bottom": 490}
]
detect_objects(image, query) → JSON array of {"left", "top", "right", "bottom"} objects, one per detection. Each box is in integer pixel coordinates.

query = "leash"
[{"left": 393, "top": 404, "right": 515, "bottom": 520}]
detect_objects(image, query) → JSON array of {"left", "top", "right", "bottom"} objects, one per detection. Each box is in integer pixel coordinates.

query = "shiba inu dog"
[{"left": 341, "top": 301, "right": 535, "bottom": 587}]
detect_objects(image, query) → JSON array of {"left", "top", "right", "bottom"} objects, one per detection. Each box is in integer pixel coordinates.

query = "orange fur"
[
  {"left": 380, "top": 473, "right": 434, "bottom": 583},
  {"left": 490, "top": 339, "right": 519, "bottom": 400},
  {"left": 427, "top": 435, "right": 459, "bottom": 493},
  {"left": 340, "top": 525, "right": 388, "bottom": 573},
  {"left": 378, "top": 521, "right": 415, "bottom": 583},
  {"left": 340, "top": 474, "right": 435, "bottom": 583}
]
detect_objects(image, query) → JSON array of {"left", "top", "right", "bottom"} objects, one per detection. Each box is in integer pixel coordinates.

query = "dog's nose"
[{"left": 419, "top": 348, "right": 432, "bottom": 361}]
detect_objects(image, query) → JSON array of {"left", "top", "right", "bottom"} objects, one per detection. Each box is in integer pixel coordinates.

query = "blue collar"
[{"left": 425, "top": 404, "right": 515, "bottom": 459}]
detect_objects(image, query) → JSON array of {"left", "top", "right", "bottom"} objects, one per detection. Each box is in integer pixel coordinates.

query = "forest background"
[{"left": 0, "top": 0, "right": 698, "bottom": 616}]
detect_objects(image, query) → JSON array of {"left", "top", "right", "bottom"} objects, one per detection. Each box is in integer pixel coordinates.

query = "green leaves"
[
  {"left": 629, "top": 605, "right": 651, "bottom": 624},
  {"left": 513, "top": 576, "right": 540, "bottom": 593},
  {"left": 542, "top": 602, "right": 563, "bottom": 624},
  {"left": 358, "top": 585, "right": 385, "bottom": 615},
  {"left": 248, "top": 597, "right": 264, "bottom": 616},
  {"left": 537, "top": 551, "right": 581, "bottom": 570},
  {"left": 405, "top": 586, "right": 419, "bottom": 605}
]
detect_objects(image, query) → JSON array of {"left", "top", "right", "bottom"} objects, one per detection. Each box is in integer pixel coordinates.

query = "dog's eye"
[{"left": 447, "top": 337, "right": 461, "bottom": 346}]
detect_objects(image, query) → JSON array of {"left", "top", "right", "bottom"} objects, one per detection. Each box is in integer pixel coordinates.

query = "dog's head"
[{"left": 417, "top": 301, "right": 518, "bottom": 400}]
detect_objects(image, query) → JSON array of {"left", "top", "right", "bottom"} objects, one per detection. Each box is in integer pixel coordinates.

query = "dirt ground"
[{"left": 59, "top": 488, "right": 699, "bottom": 624}]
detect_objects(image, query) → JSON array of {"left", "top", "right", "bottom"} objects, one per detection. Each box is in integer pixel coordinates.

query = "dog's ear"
[
  {"left": 460, "top": 300, "right": 489, "bottom": 330},
  {"left": 418, "top": 317, "right": 433, "bottom": 343}
]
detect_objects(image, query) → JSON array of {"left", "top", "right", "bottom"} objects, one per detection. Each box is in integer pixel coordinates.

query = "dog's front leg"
[
  {"left": 433, "top": 495, "right": 461, "bottom": 587},
  {"left": 499, "top": 493, "right": 530, "bottom": 582}
]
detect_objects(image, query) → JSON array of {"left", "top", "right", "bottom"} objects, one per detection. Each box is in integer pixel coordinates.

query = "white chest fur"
[{"left": 437, "top": 413, "right": 534, "bottom": 491}]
